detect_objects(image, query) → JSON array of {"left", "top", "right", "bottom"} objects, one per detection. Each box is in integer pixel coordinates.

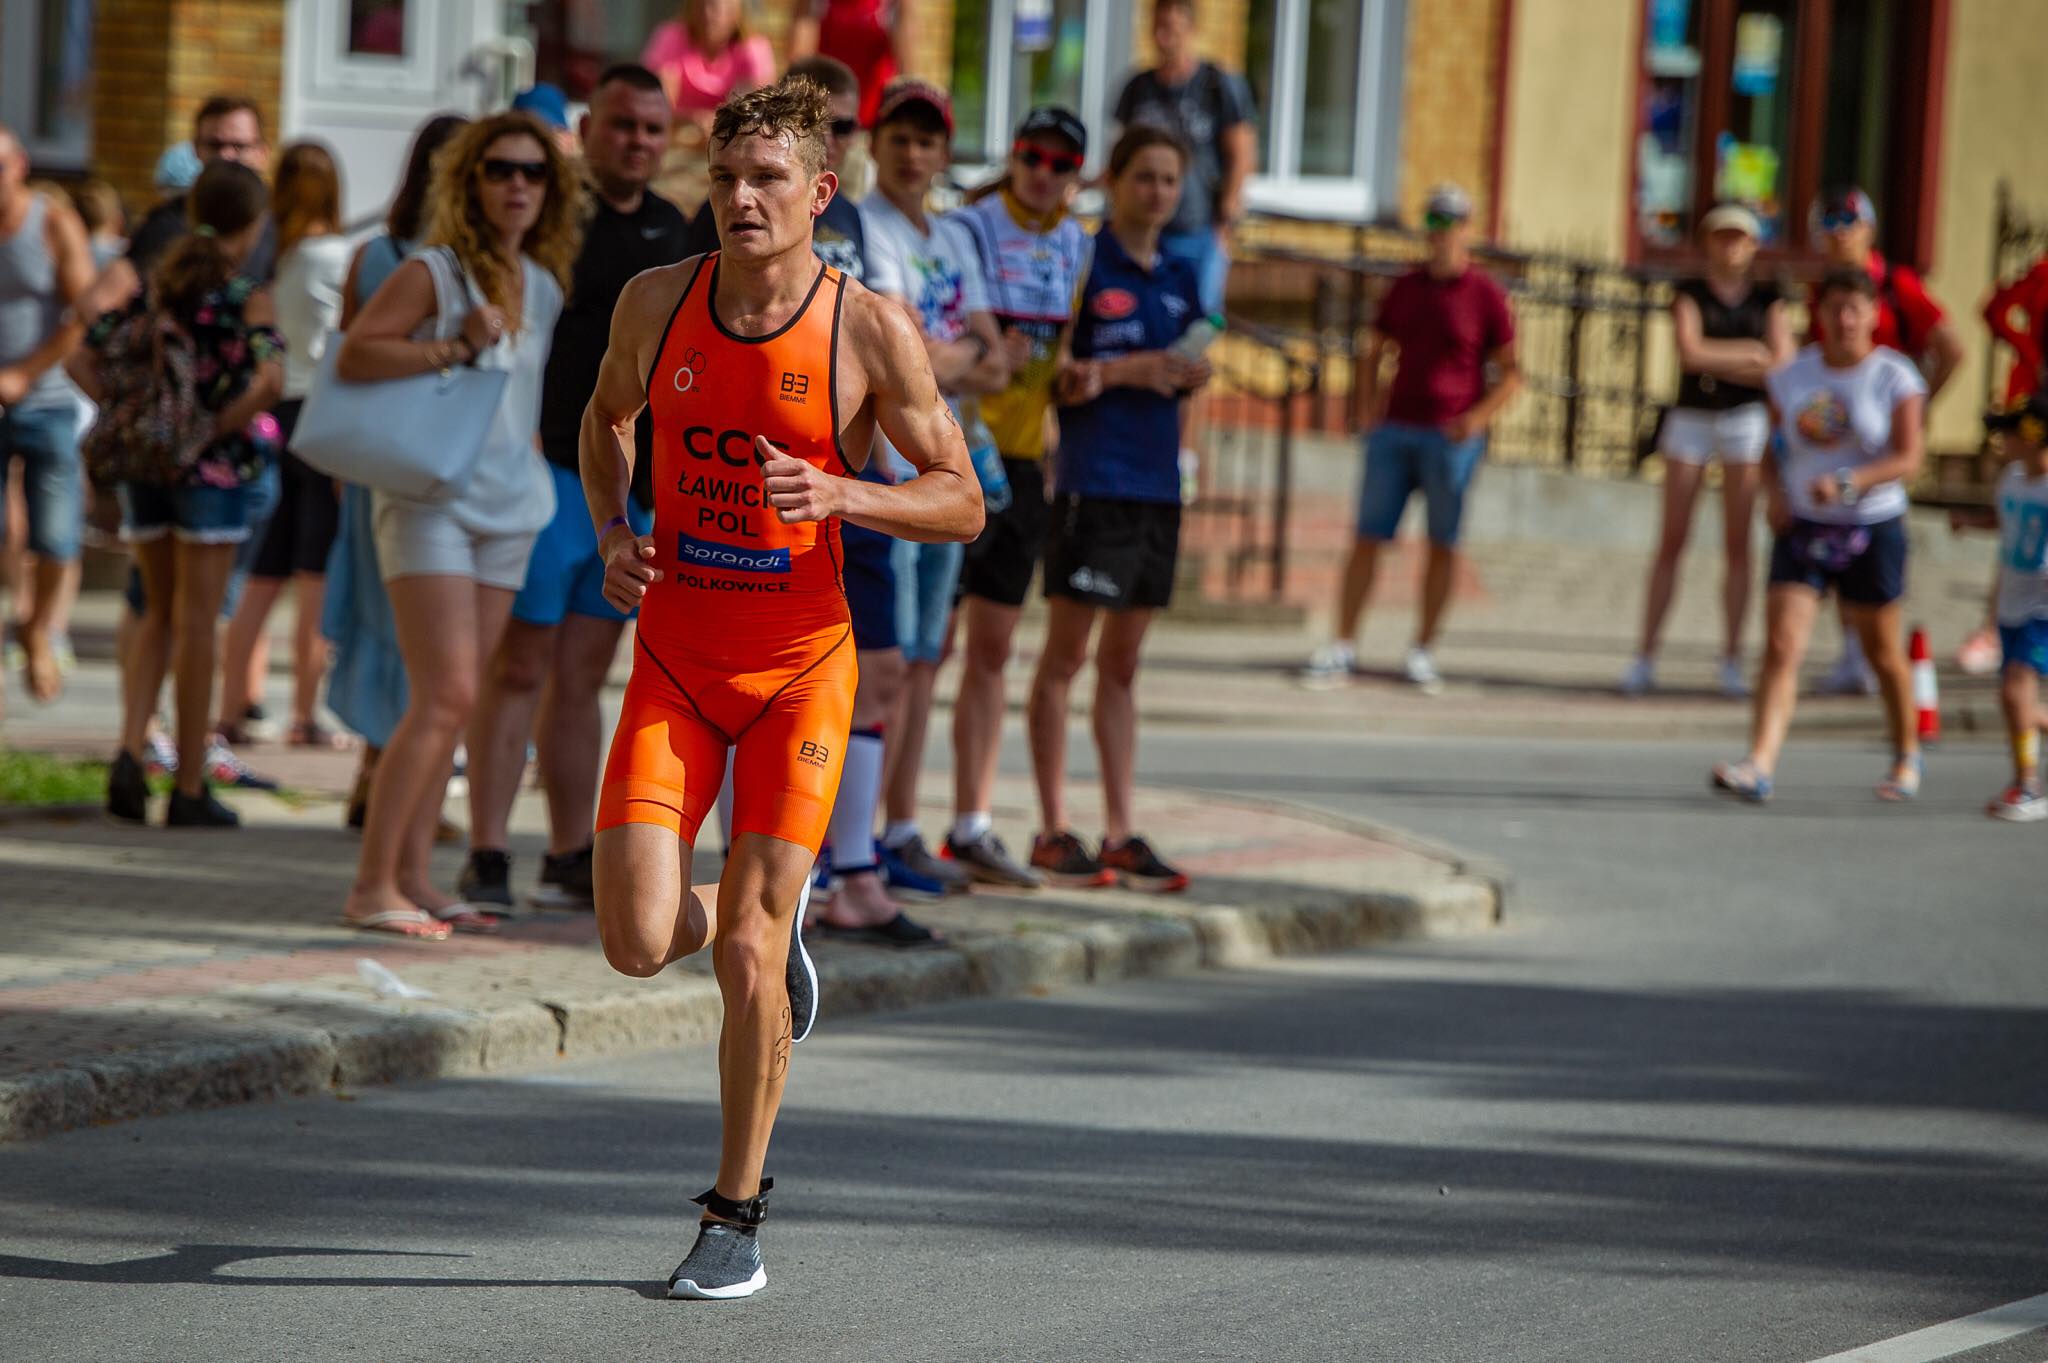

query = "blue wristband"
[{"left": 600, "top": 514, "right": 630, "bottom": 538}]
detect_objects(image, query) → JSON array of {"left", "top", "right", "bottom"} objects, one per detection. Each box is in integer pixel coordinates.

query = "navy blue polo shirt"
[{"left": 1057, "top": 226, "right": 1201, "bottom": 504}]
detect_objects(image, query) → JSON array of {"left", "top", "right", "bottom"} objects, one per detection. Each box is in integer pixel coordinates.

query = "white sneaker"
[
  {"left": 1301, "top": 641, "right": 1359, "bottom": 687},
  {"left": 1619, "top": 656, "right": 1655, "bottom": 696},
  {"left": 1716, "top": 657, "right": 1751, "bottom": 699},
  {"left": 1404, "top": 646, "right": 1443, "bottom": 692},
  {"left": 1818, "top": 654, "right": 1878, "bottom": 696}
]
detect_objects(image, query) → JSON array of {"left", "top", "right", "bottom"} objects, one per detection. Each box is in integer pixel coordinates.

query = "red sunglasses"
[{"left": 1013, "top": 142, "right": 1084, "bottom": 175}]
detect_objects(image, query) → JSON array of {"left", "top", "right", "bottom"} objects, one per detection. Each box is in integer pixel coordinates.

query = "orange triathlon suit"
[{"left": 597, "top": 253, "right": 858, "bottom": 853}]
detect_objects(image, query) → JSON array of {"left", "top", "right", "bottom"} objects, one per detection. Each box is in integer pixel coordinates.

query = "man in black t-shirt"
[{"left": 459, "top": 64, "right": 691, "bottom": 912}]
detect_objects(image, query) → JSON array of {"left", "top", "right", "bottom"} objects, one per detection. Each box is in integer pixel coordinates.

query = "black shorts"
[
  {"left": 251, "top": 402, "right": 341, "bottom": 580},
  {"left": 958, "top": 457, "right": 1047, "bottom": 608},
  {"left": 1043, "top": 495, "right": 1182, "bottom": 612},
  {"left": 840, "top": 520, "right": 899, "bottom": 651},
  {"left": 1767, "top": 515, "right": 1907, "bottom": 606}
]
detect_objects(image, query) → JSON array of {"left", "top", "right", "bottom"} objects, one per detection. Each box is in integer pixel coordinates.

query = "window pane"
[
  {"left": 1711, "top": 0, "right": 1797, "bottom": 244},
  {"left": 950, "top": 0, "right": 994, "bottom": 162},
  {"left": 35, "top": 0, "right": 94, "bottom": 146},
  {"left": 1299, "top": 0, "right": 1362, "bottom": 177},
  {"left": 350, "top": 0, "right": 407, "bottom": 57},
  {"left": 1243, "top": 0, "right": 1281, "bottom": 174},
  {"left": 1007, "top": 0, "right": 1089, "bottom": 139},
  {"left": 1820, "top": 0, "right": 1897, "bottom": 211},
  {"left": 1638, "top": 0, "right": 1705, "bottom": 249}
]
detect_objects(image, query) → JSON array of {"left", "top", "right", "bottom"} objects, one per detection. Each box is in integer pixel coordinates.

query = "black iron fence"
[{"left": 1186, "top": 318, "right": 1321, "bottom": 603}]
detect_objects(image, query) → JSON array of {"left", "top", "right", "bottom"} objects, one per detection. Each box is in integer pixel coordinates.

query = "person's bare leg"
[
  {"left": 1026, "top": 597, "right": 1097, "bottom": 834},
  {"left": 289, "top": 571, "right": 331, "bottom": 731},
  {"left": 593, "top": 822, "right": 717, "bottom": 975},
  {"left": 122, "top": 541, "right": 175, "bottom": 759},
  {"left": 1417, "top": 542, "right": 1459, "bottom": 650},
  {"left": 346, "top": 575, "right": 482, "bottom": 922},
  {"left": 1719, "top": 465, "right": 1761, "bottom": 661},
  {"left": 216, "top": 575, "right": 285, "bottom": 731},
  {"left": 884, "top": 659, "right": 938, "bottom": 827},
  {"left": 2001, "top": 665, "right": 2042, "bottom": 787},
  {"left": 1849, "top": 601, "right": 1918, "bottom": 777},
  {"left": 169, "top": 541, "right": 238, "bottom": 798},
  {"left": 18, "top": 554, "right": 77, "bottom": 700},
  {"left": 1092, "top": 607, "right": 1154, "bottom": 846},
  {"left": 537, "top": 612, "right": 627, "bottom": 854},
  {"left": 1747, "top": 585, "right": 1820, "bottom": 775},
  {"left": 403, "top": 582, "right": 519, "bottom": 911},
  {"left": 1636, "top": 460, "right": 1704, "bottom": 659},
  {"left": 466, "top": 617, "right": 558, "bottom": 856},
  {"left": 1332, "top": 537, "right": 1383, "bottom": 644},
  {"left": 708, "top": 832, "right": 814, "bottom": 1204},
  {"left": 952, "top": 596, "right": 1021, "bottom": 820}
]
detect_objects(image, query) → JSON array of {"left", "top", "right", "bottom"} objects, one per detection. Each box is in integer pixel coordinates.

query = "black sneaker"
[
  {"left": 669, "top": 1181, "right": 772, "bottom": 1301},
  {"left": 943, "top": 829, "right": 1044, "bottom": 889},
  {"left": 1029, "top": 830, "right": 1115, "bottom": 888},
  {"left": 166, "top": 784, "right": 240, "bottom": 828},
  {"left": 458, "top": 848, "right": 514, "bottom": 913},
  {"left": 1101, "top": 835, "right": 1189, "bottom": 894},
  {"left": 107, "top": 749, "right": 150, "bottom": 824},
  {"left": 531, "top": 845, "right": 595, "bottom": 909},
  {"left": 787, "top": 878, "right": 817, "bottom": 1044}
]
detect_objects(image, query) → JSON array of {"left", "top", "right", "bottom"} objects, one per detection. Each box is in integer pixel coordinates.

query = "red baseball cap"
[{"left": 874, "top": 79, "right": 954, "bottom": 138}]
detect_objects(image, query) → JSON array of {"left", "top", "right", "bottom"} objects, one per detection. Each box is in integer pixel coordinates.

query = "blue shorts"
[
  {"left": 512, "top": 462, "right": 650, "bottom": 627},
  {"left": 0, "top": 402, "right": 84, "bottom": 561},
  {"left": 1356, "top": 423, "right": 1487, "bottom": 546},
  {"left": 122, "top": 460, "right": 280, "bottom": 618},
  {"left": 842, "top": 520, "right": 899, "bottom": 651},
  {"left": 1160, "top": 228, "right": 1230, "bottom": 316},
  {"left": 2001, "top": 619, "right": 2048, "bottom": 675},
  {"left": 891, "top": 536, "right": 964, "bottom": 665},
  {"left": 1766, "top": 516, "right": 1907, "bottom": 606}
]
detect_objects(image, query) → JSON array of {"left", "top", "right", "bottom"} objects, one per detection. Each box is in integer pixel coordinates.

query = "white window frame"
[
  {"left": 1246, "top": 0, "right": 1407, "bottom": 222},
  {"left": 952, "top": 0, "right": 1134, "bottom": 186},
  {"left": 0, "top": 0, "right": 94, "bottom": 169}
]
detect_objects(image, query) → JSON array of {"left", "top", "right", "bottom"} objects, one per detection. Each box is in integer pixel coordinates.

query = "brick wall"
[
  {"left": 92, "top": 0, "right": 286, "bottom": 215},
  {"left": 1397, "top": 0, "right": 1507, "bottom": 230}
]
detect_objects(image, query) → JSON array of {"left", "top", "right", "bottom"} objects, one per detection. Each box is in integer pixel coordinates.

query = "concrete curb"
[{"left": 0, "top": 862, "right": 1503, "bottom": 1143}]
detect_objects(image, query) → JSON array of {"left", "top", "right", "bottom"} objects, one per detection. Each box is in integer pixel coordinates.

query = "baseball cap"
[
  {"left": 874, "top": 79, "right": 955, "bottom": 138},
  {"left": 511, "top": 82, "right": 571, "bottom": 132},
  {"left": 1985, "top": 386, "right": 2048, "bottom": 444},
  {"left": 1812, "top": 185, "right": 1877, "bottom": 235},
  {"left": 1423, "top": 183, "right": 1472, "bottom": 225},
  {"left": 1015, "top": 105, "right": 1087, "bottom": 155},
  {"left": 154, "top": 141, "right": 203, "bottom": 191},
  {"left": 1699, "top": 202, "right": 1763, "bottom": 239}
]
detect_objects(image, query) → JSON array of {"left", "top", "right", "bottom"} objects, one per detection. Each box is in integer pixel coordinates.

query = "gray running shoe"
[
  {"left": 667, "top": 1221, "right": 766, "bottom": 1300},
  {"left": 943, "top": 830, "right": 1044, "bottom": 889},
  {"left": 880, "top": 832, "right": 970, "bottom": 897},
  {"left": 787, "top": 877, "right": 817, "bottom": 1044}
]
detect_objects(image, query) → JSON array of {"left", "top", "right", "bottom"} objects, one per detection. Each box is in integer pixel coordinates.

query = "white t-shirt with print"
[
  {"left": 1996, "top": 462, "right": 2048, "bottom": 625},
  {"left": 1765, "top": 345, "right": 1928, "bottom": 526},
  {"left": 860, "top": 193, "right": 989, "bottom": 345}
]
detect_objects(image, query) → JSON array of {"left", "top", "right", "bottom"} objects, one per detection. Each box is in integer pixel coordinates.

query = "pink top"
[{"left": 640, "top": 22, "right": 776, "bottom": 115}]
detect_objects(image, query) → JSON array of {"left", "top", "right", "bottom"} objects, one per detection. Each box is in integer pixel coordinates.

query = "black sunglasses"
[
  {"left": 828, "top": 117, "right": 861, "bottom": 138},
  {"left": 481, "top": 158, "right": 549, "bottom": 185},
  {"left": 1014, "top": 142, "right": 1083, "bottom": 175}
]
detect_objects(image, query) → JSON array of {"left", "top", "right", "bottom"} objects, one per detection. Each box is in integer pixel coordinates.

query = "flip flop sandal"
[
  {"left": 1876, "top": 753, "right": 1924, "bottom": 803},
  {"left": 340, "top": 908, "right": 451, "bottom": 940},
  {"left": 819, "top": 911, "right": 945, "bottom": 949},
  {"left": 431, "top": 904, "right": 501, "bottom": 934},
  {"left": 1710, "top": 761, "right": 1774, "bottom": 805},
  {"left": 289, "top": 720, "right": 348, "bottom": 750}
]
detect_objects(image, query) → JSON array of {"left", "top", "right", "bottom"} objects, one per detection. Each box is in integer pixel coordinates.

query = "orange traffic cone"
[{"left": 1910, "top": 625, "right": 1940, "bottom": 742}]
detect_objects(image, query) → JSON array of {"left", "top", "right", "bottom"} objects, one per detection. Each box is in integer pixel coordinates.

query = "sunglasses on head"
[
  {"left": 481, "top": 157, "right": 549, "bottom": 185},
  {"left": 828, "top": 117, "right": 862, "bottom": 139},
  {"left": 1013, "top": 142, "right": 1083, "bottom": 175},
  {"left": 1818, "top": 211, "right": 1864, "bottom": 233}
]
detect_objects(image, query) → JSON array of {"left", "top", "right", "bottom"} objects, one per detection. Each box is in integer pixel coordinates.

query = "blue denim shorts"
[
  {"left": 891, "top": 536, "right": 964, "bottom": 664},
  {"left": 0, "top": 402, "right": 84, "bottom": 561},
  {"left": 512, "top": 463, "right": 651, "bottom": 627},
  {"left": 1356, "top": 423, "right": 1487, "bottom": 546},
  {"left": 1766, "top": 516, "right": 1907, "bottom": 606},
  {"left": 1999, "top": 619, "right": 2048, "bottom": 675},
  {"left": 118, "top": 479, "right": 258, "bottom": 545}
]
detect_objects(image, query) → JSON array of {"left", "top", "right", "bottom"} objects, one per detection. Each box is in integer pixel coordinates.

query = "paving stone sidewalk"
[{"left": 0, "top": 767, "right": 1501, "bottom": 1142}]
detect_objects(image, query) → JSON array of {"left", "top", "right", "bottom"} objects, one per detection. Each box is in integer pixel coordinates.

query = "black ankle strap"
[{"left": 693, "top": 1176, "right": 772, "bottom": 1226}]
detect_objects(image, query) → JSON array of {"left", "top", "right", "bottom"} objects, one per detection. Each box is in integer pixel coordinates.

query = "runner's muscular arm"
[
  {"left": 762, "top": 293, "right": 983, "bottom": 544},
  {"left": 584, "top": 269, "right": 677, "bottom": 612}
]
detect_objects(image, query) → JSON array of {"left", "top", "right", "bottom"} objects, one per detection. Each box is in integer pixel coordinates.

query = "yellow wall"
[
  {"left": 1495, "top": 0, "right": 1635, "bottom": 256},
  {"left": 1924, "top": 0, "right": 2048, "bottom": 449}
]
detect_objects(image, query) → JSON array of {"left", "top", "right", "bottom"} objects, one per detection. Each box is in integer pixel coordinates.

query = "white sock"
[
  {"left": 951, "top": 810, "right": 992, "bottom": 844},
  {"left": 828, "top": 729, "right": 885, "bottom": 873},
  {"left": 881, "top": 820, "right": 920, "bottom": 849}
]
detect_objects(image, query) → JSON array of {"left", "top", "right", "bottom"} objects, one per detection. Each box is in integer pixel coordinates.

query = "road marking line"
[{"left": 1805, "top": 1291, "right": 2048, "bottom": 1363}]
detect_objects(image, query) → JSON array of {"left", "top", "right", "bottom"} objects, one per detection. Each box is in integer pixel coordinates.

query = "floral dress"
[{"left": 86, "top": 274, "right": 285, "bottom": 488}]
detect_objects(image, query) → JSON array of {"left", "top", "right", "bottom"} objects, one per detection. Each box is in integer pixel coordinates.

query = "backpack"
[{"left": 79, "top": 306, "right": 217, "bottom": 486}]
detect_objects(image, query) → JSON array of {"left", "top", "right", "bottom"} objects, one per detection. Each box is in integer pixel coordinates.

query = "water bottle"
[
  {"left": 1171, "top": 313, "right": 1226, "bottom": 360},
  {"left": 961, "top": 405, "right": 1010, "bottom": 513}
]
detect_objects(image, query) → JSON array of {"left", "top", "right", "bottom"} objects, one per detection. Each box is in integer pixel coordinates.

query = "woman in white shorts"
[
  {"left": 1623, "top": 203, "right": 1793, "bottom": 697},
  {"left": 334, "top": 111, "right": 581, "bottom": 939}
]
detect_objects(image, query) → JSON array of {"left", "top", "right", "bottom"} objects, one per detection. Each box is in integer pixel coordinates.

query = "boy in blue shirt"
[{"left": 1981, "top": 389, "right": 2048, "bottom": 821}]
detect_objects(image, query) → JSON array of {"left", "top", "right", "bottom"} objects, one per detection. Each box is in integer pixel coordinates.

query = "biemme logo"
[
  {"left": 676, "top": 530, "right": 791, "bottom": 574},
  {"left": 797, "top": 740, "right": 830, "bottom": 768}
]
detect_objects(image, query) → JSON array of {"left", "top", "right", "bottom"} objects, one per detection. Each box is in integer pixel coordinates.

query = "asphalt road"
[{"left": 2, "top": 729, "right": 2043, "bottom": 1363}]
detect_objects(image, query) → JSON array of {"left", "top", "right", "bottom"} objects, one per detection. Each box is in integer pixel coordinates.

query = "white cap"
[
  {"left": 1699, "top": 203, "right": 1763, "bottom": 239},
  {"left": 1424, "top": 182, "right": 1473, "bottom": 223}
]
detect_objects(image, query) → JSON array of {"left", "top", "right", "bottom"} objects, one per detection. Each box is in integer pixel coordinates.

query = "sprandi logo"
[
  {"left": 671, "top": 348, "right": 708, "bottom": 393},
  {"left": 1795, "top": 391, "right": 1851, "bottom": 446}
]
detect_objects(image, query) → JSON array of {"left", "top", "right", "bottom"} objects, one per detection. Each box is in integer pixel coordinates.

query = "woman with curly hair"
[{"left": 336, "top": 110, "right": 582, "bottom": 938}]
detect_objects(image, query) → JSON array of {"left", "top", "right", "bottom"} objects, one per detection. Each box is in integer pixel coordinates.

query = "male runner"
[
  {"left": 459, "top": 63, "right": 686, "bottom": 912},
  {"left": 579, "top": 76, "right": 982, "bottom": 1301}
]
